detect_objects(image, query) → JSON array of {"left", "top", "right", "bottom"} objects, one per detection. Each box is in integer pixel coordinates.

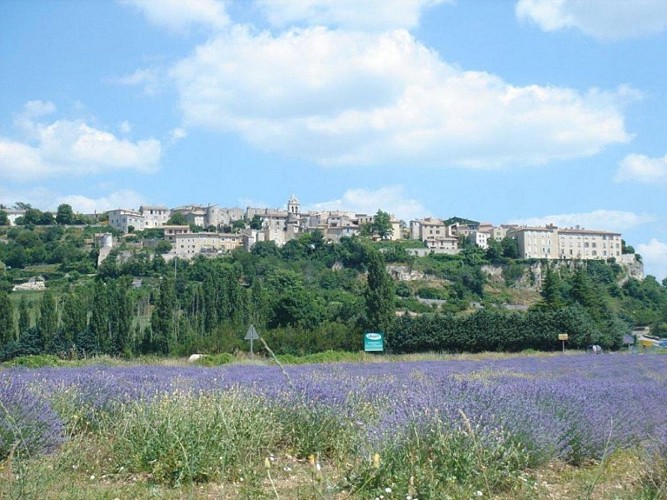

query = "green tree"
[
  {"left": 152, "top": 277, "right": 177, "bottom": 354},
  {"left": 501, "top": 237, "right": 520, "bottom": 259},
  {"left": 364, "top": 247, "right": 395, "bottom": 335},
  {"left": 166, "top": 212, "right": 187, "bottom": 225},
  {"left": 0, "top": 210, "right": 8, "bottom": 226},
  {"left": 485, "top": 238, "right": 503, "bottom": 263},
  {"left": 0, "top": 292, "right": 15, "bottom": 346},
  {"left": 371, "top": 210, "right": 393, "bottom": 239},
  {"left": 155, "top": 240, "right": 172, "bottom": 254},
  {"left": 37, "top": 289, "right": 58, "bottom": 346},
  {"left": 249, "top": 215, "right": 263, "bottom": 230},
  {"left": 61, "top": 292, "right": 87, "bottom": 343},
  {"left": 18, "top": 295, "right": 30, "bottom": 334},
  {"left": 55, "top": 203, "right": 75, "bottom": 225},
  {"left": 89, "top": 280, "right": 111, "bottom": 353},
  {"left": 538, "top": 265, "right": 564, "bottom": 309}
]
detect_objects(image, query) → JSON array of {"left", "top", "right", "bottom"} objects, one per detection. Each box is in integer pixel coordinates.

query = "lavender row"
[{"left": 2, "top": 353, "right": 666, "bottom": 464}]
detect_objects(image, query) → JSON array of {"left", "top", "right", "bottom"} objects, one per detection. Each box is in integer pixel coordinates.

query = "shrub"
[
  {"left": 108, "top": 391, "right": 281, "bottom": 486},
  {"left": 195, "top": 353, "right": 234, "bottom": 366},
  {"left": 346, "top": 417, "right": 528, "bottom": 498}
]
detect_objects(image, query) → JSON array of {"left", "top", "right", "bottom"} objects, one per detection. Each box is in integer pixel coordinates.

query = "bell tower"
[{"left": 287, "top": 194, "right": 300, "bottom": 215}]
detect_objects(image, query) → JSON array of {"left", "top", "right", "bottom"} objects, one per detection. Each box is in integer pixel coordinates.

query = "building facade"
[
  {"left": 107, "top": 209, "right": 145, "bottom": 233},
  {"left": 140, "top": 205, "right": 170, "bottom": 228}
]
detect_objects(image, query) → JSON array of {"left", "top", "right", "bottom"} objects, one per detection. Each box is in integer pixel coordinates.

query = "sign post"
[
  {"left": 364, "top": 332, "right": 384, "bottom": 353},
  {"left": 558, "top": 333, "right": 568, "bottom": 353},
  {"left": 245, "top": 324, "right": 260, "bottom": 358}
]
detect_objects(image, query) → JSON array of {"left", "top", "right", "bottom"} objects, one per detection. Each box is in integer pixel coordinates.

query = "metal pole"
[{"left": 250, "top": 338, "right": 254, "bottom": 358}]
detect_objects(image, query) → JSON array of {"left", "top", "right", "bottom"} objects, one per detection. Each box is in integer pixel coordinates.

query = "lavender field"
[{"left": 2, "top": 353, "right": 667, "bottom": 498}]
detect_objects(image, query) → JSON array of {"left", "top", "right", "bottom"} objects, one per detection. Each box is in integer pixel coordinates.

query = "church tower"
[{"left": 287, "top": 194, "right": 300, "bottom": 215}]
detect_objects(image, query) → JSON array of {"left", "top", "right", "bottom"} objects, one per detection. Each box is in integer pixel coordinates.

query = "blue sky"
[{"left": 1, "top": 0, "right": 666, "bottom": 279}]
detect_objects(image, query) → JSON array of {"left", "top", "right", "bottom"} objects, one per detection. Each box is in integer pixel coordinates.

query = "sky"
[{"left": 0, "top": 0, "right": 666, "bottom": 279}]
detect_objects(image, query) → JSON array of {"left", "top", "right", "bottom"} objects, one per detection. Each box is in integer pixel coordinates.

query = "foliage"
[
  {"left": 364, "top": 247, "right": 395, "bottom": 335},
  {"left": 166, "top": 212, "right": 187, "bottom": 225},
  {"left": 109, "top": 391, "right": 281, "bottom": 485}
]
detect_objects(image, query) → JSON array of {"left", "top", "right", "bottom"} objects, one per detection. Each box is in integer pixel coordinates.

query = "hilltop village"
[{"left": 2, "top": 195, "right": 639, "bottom": 272}]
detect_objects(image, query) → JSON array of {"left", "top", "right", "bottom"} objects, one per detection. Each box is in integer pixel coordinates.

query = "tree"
[
  {"left": 166, "top": 212, "right": 187, "bottom": 225},
  {"left": 0, "top": 292, "right": 15, "bottom": 346},
  {"left": 37, "top": 289, "right": 58, "bottom": 346},
  {"left": 371, "top": 210, "right": 393, "bottom": 240},
  {"left": 232, "top": 219, "right": 246, "bottom": 232},
  {"left": 61, "top": 292, "right": 87, "bottom": 343},
  {"left": 55, "top": 204, "right": 75, "bottom": 225},
  {"left": 152, "top": 277, "right": 177, "bottom": 354},
  {"left": 364, "top": 247, "right": 395, "bottom": 335},
  {"left": 18, "top": 295, "right": 30, "bottom": 334},
  {"left": 0, "top": 210, "right": 8, "bottom": 226},
  {"left": 485, "top": 238, "right": 503, "bottom": 263},
  {"left": 537, "top": 265, "right": 564, "bottom": 310},
  {"left": 155, "top": 240, "right": 172, "bottom": 254},
  {"left": 249, "top": 215, "right": 264, "bottom": 230},
  {"left": 501, "top": 237, "right": 520, "bottom": 259}
]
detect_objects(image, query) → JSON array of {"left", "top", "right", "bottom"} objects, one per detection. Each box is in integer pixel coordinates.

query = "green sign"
[{"left": 364, "top": 332, "right": 384, "bottom": 352}]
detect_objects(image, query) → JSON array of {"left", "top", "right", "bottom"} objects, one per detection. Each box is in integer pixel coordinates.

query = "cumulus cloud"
[
  {"left": 109, "top": 68, "right": 162, "bottom": 96},
  {"left": 0, "top": 186, "right": 146, "bottom": 213},
  {"left": 57, "top": 189, "right": 147, "bottom": 213},
  {"left": 308, "top": 186, "right": 428, "bottom": 220},
  {"left": 637, "top": 239, "right": 667, "bottom": 281},
  {"left": 169, "top": 27, "right": 633, "bottom": 168},
  {"left": 0, "top": 101, "right": 161, "bottom": 182},
  {"left": 516, "top": 0, "right": 667, "bottom": 41},
  {"left": 615, "top": 153, "right": 667, "bottom": 187},
  {"left": 509, "top": 210, "right": 655, "bottom": 232},
  {"left": 256, "top": 0, "right": 447, "bottom": 30},
  {"left": 119, "top": 0, "right": 229, "bottom": 32}
]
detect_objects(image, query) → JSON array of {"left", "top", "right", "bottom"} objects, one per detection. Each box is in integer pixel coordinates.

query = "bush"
[
  {"left": 195, "top": 353, "right": 234, "bottom": 366},
  {"left": 109, "top": 391, "right": 281, "bottom": 485},
  {"left": 3, "top": 355, "right": 62, "bottom": 368},
  {"left": 346, "top": 417, "right": 528, "bottom": 498}
]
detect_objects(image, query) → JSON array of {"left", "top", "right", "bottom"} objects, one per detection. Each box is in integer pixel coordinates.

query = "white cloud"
[
  {"left": 308, "top": 186, "right": 428, "bottom": 220},
  {"left": 509, "top": 210, "right": 655, "bottom": 232},
  {"left": 0, "top": 186, "right": 146, "bottom": 213},
  {"left": 169, "top": 127, "right": 188, "bottom": 142},
  {"left": 120, "top": 121, "right": 132, "bottom": 134},
  {"left": 169, "top": 27, "right": 633, "bottom": 168},
  {"left": 57, "top": 189, "right": 147, "bottom": 213},
  {"left": 0, "top": 102, "right": 161, "bottom": 182},
  {"left": 119, "top": 0, "right": 229, "bottom": 32},
  {"left": 615, "top": 153, "right": 667, "bottom": 187},
  {"left": 516, "top": 0, "right": 667, "bottom": 41},
  {"left": 257, "top": 0, "right": 447, "bottom": 30},
  {"left": 109, "top": 68, "right": 162, "bottom": 96},
  {"left": 637, "top": 239, "right": 667, "bottom": 281}
]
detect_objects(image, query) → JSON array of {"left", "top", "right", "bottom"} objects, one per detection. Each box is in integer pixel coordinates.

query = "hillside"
[{"left": 1, "top": 224, "right": 666, "bottom": 360}]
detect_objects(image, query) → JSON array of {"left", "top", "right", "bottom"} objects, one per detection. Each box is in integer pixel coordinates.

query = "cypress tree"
[
  {"left": 37, "top": 289, "right": 58, "bottom": 346},
  {"left": 364, "top": 247, "right": 395, "bottom": 336},
  {"left": 90, "top": 280, "right": 111, "bottom": 353},
  {"left": 539, "top": 265, "right": 564, "bottom": 310},
  {"left": 18, "top": 294, "right": 30, "bottom": 334},
  {"left": 61, "top": 292, "right": 87, "bottom": 343},
  {"left": 151, "top": 277, "right": 176, "bottom": 354},
  {"left": 0, "top": 292, "right": 15, "bottom": 346}
]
